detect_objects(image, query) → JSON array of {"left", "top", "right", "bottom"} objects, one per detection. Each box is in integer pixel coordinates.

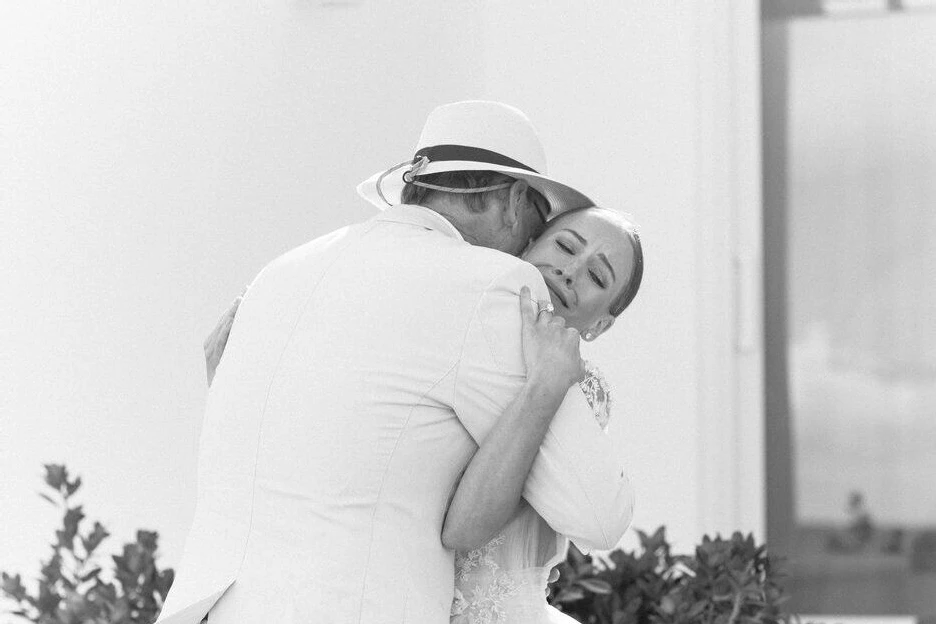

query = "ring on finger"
[{"left": 538, "top": 301, "right": 555, "bottom": 314}]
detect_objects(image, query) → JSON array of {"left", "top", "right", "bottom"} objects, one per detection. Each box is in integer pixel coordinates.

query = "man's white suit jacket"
[{"left": 156, "top": 204, "right": 634, "bottom": 624}]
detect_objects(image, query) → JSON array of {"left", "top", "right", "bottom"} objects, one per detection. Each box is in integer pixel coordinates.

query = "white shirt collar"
[{"left": 373, "top": 204, "right": 465, "bottom": 242}]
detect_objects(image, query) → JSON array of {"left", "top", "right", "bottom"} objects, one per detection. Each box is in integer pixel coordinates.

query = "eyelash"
[{"left": 556, "top": 240, "right": 606, "bottom": 288}]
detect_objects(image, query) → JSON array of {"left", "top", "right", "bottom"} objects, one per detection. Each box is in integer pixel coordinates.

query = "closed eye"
[
  {"left": 590, "top": 270, "right": 607, "bottom": 289},
  {"left": 556, "top": 240, "right": 573, "bottom": 253}
]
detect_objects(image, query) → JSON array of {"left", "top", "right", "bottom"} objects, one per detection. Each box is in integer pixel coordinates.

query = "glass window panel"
[{"left": 764, "top": 10, "right": 936, "bottom": 618}]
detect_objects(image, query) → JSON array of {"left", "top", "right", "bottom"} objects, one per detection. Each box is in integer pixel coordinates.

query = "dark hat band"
[{"left": 413, "top": 144, "right": 539, "bottom": 174}]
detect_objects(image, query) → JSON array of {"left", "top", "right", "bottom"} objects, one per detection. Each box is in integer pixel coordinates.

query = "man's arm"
[{"left": 453, "top": 264, "right": 633, "bottom": 553}]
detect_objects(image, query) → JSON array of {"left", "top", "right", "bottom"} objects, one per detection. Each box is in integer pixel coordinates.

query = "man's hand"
[
  {"left": 204, "top": 290, "right": 244, "bottom": 386},
  {"left": 519, "top": 285, "right": 585, "bottom": 392}
]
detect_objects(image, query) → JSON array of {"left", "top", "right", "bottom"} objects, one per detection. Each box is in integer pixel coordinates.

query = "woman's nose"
[{"left": 551, "top": 267, "right": 574, "bottom": 285}]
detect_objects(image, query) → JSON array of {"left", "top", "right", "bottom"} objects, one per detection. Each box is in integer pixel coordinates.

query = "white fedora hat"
[{"left": 356, "top": 100, "right": 594, "bottom": 218}]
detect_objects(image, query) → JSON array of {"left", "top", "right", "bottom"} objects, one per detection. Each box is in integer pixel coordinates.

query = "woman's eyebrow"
[
  {"left": 598, "top": 253, "right": 616, "bottom": 282},
  {"left": 559, "top": 228, "right": 616, "bottom": 281},
  {"left": 560, "top": 228, "right": 587, "bottom": 245}
]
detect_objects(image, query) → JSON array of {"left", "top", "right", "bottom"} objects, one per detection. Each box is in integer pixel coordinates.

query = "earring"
[{"left": 584, "top": 331, "right": 593, "bottom": 341}]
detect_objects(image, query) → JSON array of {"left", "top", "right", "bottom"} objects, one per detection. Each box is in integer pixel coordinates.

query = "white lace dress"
[{"left": 449, "top": 363, "right": 613, "bottom": 624}]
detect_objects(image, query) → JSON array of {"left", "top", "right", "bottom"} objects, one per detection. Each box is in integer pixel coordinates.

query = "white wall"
[
  {"left": 479, "top": 2, "right": 765, "bottom": 548},
  {"left": 0, "top": 0, "right": 761, "bottom": 589},
  {"left": 478, "top": 2, "right": 703, "bottom": 549}
]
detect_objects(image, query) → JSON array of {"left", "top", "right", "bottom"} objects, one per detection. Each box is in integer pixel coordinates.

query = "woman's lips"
[{"left": 545, "top": 281, "right": 569, "bottom": 308}]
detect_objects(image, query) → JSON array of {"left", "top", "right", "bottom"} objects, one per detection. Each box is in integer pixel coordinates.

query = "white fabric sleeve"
[
  {"left": 452, "top": 263, "right": 634, "bottom": 553},
  {"left": 522, "top": 385, "right": 634, "bottom": 553}
]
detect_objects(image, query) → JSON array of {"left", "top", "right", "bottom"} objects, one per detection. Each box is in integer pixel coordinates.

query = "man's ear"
[
  {"left": 503, "top": 179, "right": 529, "bottom": 231},
  {"left": 583, "top": 314, "right": 615, "bottom": 341}
]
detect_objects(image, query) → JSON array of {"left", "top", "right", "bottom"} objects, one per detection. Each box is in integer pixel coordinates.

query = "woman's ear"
[{"left": 582, "top": 314, "right": 615, "bottom": 341}]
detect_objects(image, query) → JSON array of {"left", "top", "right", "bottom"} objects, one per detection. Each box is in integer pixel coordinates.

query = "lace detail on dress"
[
  {"left": 451, "top": 535, "right": 523, "bottom": 623},
  {"left": 579, "top": 360, "right": 612, "bottom": 431}
]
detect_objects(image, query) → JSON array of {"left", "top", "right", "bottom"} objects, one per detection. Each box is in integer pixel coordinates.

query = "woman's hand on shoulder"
[{"left": 518, "top": 286, "right": 585, "bottom": 394}]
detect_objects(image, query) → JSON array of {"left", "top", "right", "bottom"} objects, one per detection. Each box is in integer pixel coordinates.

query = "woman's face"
[{"left": 521, "top": 208, "right": 637, "bottom": 337}]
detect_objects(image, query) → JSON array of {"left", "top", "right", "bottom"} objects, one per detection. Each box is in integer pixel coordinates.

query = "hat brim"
[{"left": 356, "top": 160, "right": 594, "bottom": 218}]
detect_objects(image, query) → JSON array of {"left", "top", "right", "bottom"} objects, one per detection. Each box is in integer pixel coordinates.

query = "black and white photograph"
[{"left": 1, "top": 2, "right": 934, "bottom": 623}]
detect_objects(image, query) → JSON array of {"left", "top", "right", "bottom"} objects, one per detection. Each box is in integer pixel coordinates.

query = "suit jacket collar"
[{"left": 374, "top": 204, "right": 466, "bottom": 242}]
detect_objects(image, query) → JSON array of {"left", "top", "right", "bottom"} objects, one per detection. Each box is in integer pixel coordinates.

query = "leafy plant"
[
  {"left": 547, "top": 527, "right": 791, "bottom": 624},
  {"left": 4, "top": 466, "right": 792, "bottom": 624},
  {"left": 1, "top": 464, "right": 174, "bottom": 624}
]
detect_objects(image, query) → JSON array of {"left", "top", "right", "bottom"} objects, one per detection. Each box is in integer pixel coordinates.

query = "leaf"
[
  {"left": 82, "top": 522, "right": 110, "bottom": 556},
  {"left": 79, "top": 567, "right": 102, "bottom": 583},
  {"left": 576, "top": 578, "right": 613, "bottom": 595},
  {"left": 65, "top": 476, "right": 82, "bottom": 497},
  {"left": 1, "top": 572, "right": 28, "bottom": 602},
  {"left": 44, "top": 464, "right": 68, "bottom": 491},
  {"left": 64, "top": 506, "right": 86, "bottom": 532},
  {"left": 38, "top": 492, "right": 59, "bottom": 507},
  {"left": 637, "top": 529, "right": 650, "bottom": 546},
  {"left": 40, "top": 553, "right": 63, "bottom": 584},
  {"left": 58, "top": 506, "right": 86, "bottom": 550},
  {"left": 688, "top": 601, "right": 709, "bottom": 618},
  {"left": 567, "top": 543, "right": 587, "bottom": 567},
  {"left": 88, "top": 580, "right": 118, "bottom": 604},
  {"left": 555, "top": 587, "right": 586, "bottom": 603},
  {"left": 137, "top": 530, "right": 159, "bottom": 553},
  {"left": 35, "top": 582, "right": 60, "bottom": 614},
  {"left": 156, "top": 569, "right": 175, "bottom": 598},
  {"left": 124, "top": 544, "right": 146, "bottom": 574}
]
